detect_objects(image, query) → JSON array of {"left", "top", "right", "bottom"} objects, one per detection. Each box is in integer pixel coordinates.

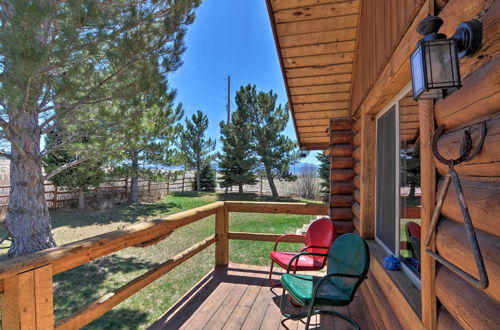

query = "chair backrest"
[
  {"left": 327, "top": 233, "right": 370, "bottom": 299},
  {"left": 305, "top": 217, "right": 336, "bottom": 264},
  {"left": 406, "top": 221, "right": 421, "bottom": 238}
]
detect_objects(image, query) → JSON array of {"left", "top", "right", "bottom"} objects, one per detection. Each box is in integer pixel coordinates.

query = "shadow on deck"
[{"left": 150, "top": 264, "right": 368, "bottom": 329}]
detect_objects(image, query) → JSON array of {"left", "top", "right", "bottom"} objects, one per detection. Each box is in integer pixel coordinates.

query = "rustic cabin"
[{"left": 0, "top": 0, "right": 498, "bottom": 329}]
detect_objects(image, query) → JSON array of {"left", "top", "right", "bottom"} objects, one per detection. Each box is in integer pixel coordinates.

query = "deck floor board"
[{"left": 150, "top": 264, "right": 367, "bottom": 329}]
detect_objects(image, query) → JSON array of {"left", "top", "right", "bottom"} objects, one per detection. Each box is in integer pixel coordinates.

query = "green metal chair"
[{"left": 279, "top": 233, "right": 370, "bottom": 329}]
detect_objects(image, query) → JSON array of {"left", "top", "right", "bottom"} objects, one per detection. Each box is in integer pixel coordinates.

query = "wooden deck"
[{"left": 150, "top": 264, "right": 370, "bottom": 329}]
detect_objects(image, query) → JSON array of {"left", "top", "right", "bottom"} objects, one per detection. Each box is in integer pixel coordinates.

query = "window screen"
[{"left": 376, "top": 106, "right": 397, "bottom": 253}]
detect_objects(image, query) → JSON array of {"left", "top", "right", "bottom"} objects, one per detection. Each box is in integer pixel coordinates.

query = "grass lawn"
[{"left": 1, "top": 192, "right": 317, "bottom": 329}]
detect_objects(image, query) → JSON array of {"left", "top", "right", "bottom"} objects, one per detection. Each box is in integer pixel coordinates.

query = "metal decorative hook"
[{"left": 427, "top": 121, "right": 489, "bottom": 289}]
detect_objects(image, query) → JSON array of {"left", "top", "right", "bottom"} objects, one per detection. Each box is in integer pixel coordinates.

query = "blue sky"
[{"left": 167, "top": 0, "right": 319, "bottom": 165}]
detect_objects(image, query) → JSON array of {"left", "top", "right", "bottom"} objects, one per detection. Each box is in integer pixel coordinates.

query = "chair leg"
[
  {"left": 268, "top": 260, "right": 282, "bottom": 287},
  {"left": 280, "top": 292, "right": 359, "bottom": 330}
]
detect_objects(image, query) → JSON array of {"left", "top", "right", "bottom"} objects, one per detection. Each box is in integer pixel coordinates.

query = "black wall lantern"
[{"left": 410, "top": 15, "right": 483, "bottom": 100}]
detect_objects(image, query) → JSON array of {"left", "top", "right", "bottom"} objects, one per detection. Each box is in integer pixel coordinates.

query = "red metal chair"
[{"left": 268, "top": 217, "right": 336, "bottom": 287}]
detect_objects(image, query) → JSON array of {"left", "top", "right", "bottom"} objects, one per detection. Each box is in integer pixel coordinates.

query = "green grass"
[{"left": 1, "top": 192, "right": 315, "bottom": 329}]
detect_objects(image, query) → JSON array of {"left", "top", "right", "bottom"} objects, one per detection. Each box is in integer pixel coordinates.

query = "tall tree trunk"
[
  {"left": 5, "top": 112, "right": 56, "bottom": 257},
  {"left": 238, "top": 183, "right": 243, "bottom": 194},
  {"left": 128, "top": 152, "right": 139, "bottom": 204},
  {"left": 265, "top": 167, "right": 278, "bottom": 198},
  {"left": 78, "top": 188, "right": 85, "bottom": 210},
  {"left": 409, "top": 183, "right": 416, "bottom": 198},
  {"left": 196, "top": 164, "right": 201, "bottom": 192}
]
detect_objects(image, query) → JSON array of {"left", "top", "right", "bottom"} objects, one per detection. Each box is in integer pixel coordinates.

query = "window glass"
[
  {"left": 376, "top": 106, "right": 397, "bottom": 253},
  {"left": 399, "top": 92, "right": 421, "bottom": 277}
]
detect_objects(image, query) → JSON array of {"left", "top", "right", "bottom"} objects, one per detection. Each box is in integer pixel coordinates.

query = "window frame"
[{"left": 374, "top": 84, "right": 422, "bottom": 289}]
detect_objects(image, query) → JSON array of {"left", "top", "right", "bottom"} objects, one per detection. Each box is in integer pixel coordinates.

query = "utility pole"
[{"left": 226, "top": 75, "right": 231, "bottom": 123}]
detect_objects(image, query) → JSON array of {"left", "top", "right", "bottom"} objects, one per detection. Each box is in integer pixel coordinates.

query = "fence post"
[
  {"left": 2, "top": 264, "right": 54, "bottom": 330},
  {"left": 124, "top": 178, "right": 128, "bottom": 199},
  {"left": 166, "top": 181, "right": 170, "bottom": 195},
  {"left": 181, "top": 173, "right": 185, "bottom": 193},
  {"left": 53, "top": 184, "right": 58, "bottom": 208},
  {"left": 147, "top": 180, "right": 151, "bottom": 194},
  {"left": 215, "top": 205, "right": 229, "bottom": 266}
]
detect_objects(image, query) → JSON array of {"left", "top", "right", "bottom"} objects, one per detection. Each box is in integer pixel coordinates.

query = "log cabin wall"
[
  {"left": 430, "top": 0, "right": 500, "bottom": 328},
  {"left": 328, "top": 118, "right": 356, "bottom": 234},
  {"left": 350, "top": 0, "right": 426, "bottom": 114},
  {"left": 342, "top": 0, "right": 500, "bottom": 329}
]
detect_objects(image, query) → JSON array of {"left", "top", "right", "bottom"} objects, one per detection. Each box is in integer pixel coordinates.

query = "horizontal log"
[
  {"left": 329, "top": 144, "right": 353, "bottom": 157},
  {"left": 330, "top": 157, "right": 354, "bottom": 169},
  {"left": 360, "top": 284, "right": 386, "bottom": 330},
  {"left": 330, "top": 181, "right": 354, "bottom": 195},
  {"left": 439, "top": 179, "right": 500, "bottom": 237},
  {"left": 354, "top": 161, "right": 361, "bottom": 175},
  {"left": 228, "top": 232, "right": 305, "bottom": 243},
  {"left": 330, "top": 207, "right": 353, "bottom": 221},
  {"left": 353, "top": 131, "right": 361, "bottom": 147},
  {"left": 330, "top": 194, "right": 354, "bottom": 207},
  {"left": 352, "top": 217, "right": 360, "bottom": 234},
  {"left": 435, "top": 55, "right": 500, "bottom": 130},
  {"left": 330, "top": 130, "right": 354, "bottom": 144},
  {"left": 0, "top": 202, "right": 224, "bottom": 281},
  {"left": 436, "top": 266, "right": 500, "bottom": 330},
  {"left": 435, "top": 117, "right": 500, "bottom": 180},
  {"left": 55, "top": 235, "right": 217, "bottom": 330},
  {"left": 224, "top": 201, "right": 328, "bottom": 215},
  {"left": 437, "top": 306, "right": 464, "bottom": 330},
  {"left": 353, "top": 175, "right": 360, "bottom": 189},
  {"left": 352, "top": 202, "right": 360, "bottom": 220},
  {"left": 459, "top": 0, "right": 500, "bottom": 79},
  {"left": 353, "top": 118, "right": 361, "bottom": 132},
  {"left": 330, "top": 117, "right": 355, "bottom": 130},
  {"left": 364, "top": 275, "right": 404, "bottom": 330},
  {"left": 436, "top": 218, "right": 500, "bottom": 303},
  {"left": 352, "top": 147, "right": 361, "bottom": 161},
  {"left": 353, "top": 189, "right": 360, "bottom": 203},
  {"left": 333, "top": 220, "right": 354, "bottom": 234},
  {"left": 331, "top": 169, "right": 355, "bottom": 181}
]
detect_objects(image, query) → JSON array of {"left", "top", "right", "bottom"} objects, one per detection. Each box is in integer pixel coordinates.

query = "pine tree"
[
  {"left": 107, "top": 66, "right": 184, "bottom": 204},
  {"left": 239, "top": 85, "right": 299, "bottom": 198},
  {"left": 0, "top": 0, "right": 200, "bottom": 256},
  {"left": 218, "top": 107, "right": 258, "bottom": 193},
  {"left": 179, "top": 111, "right": 216, "bottom": 192},
  {"left": 316, "top": 152, "right": 330, "bottom": 202},
  {"left": 43, "top": 128, "right": 105, "bottom": 210},
  {"left": 193, "top": 164, "right": 217, "bottom": 191}
]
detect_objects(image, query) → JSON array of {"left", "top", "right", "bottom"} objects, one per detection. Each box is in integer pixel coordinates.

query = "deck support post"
[
  {"left": 2, "top": 264, "right": 54, "bottom": 330},
  {"left": 215, "top": 205, "right": 229, "bottom": 266}
]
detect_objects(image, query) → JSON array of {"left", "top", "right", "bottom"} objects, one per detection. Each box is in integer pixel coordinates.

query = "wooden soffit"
[{"left": 266, "top": 0, "right": 361, "bottom": 150}]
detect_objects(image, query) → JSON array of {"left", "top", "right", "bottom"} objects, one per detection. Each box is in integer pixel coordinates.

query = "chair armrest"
[
  {"left": 273, "top": 234, "right": 306, "bottom": 251},
  {"left": 286, "top": 252, "right": 328, "bottom": 273}
]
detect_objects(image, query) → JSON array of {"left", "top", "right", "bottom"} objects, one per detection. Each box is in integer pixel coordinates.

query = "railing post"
[
  {"left": 2, "top": 264, "right": 54, "bottom": 330},
  {"left": 215, "top": 205, "right": 229, "bottom": 266}
]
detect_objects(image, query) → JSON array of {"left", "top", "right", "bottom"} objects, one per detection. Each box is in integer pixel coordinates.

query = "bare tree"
[{"left": 296, "top": 164, "right": 319, "bottom": 199}]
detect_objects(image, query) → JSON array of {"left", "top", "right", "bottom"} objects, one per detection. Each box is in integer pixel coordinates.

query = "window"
[{"left": 375, "top": 87, "right": 421, "bottom": 287}]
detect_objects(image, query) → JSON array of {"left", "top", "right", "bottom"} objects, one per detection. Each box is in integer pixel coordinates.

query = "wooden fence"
[
  {"left": 0, "top": 174, "right": 195, "bottom": 209},
  {"left": 0, "top": 201, "right": 328, "bottom": 329}
]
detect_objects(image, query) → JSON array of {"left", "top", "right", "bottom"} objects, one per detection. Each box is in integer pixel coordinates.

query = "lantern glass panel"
[
  {"left": 424, "top": 39, "right": 461, "bottom": 89},
  {"left": 410, "top": 45, "right": 426, "bottom": 99}
]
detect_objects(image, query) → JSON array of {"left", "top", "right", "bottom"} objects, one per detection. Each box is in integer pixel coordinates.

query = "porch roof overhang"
[{"left": 265, "top": 0, "right": 361, "bottom": 150}]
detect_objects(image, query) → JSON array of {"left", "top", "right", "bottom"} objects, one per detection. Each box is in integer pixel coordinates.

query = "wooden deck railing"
[{"left": 0, "top": 201, "right": 328, "bottom": 330}]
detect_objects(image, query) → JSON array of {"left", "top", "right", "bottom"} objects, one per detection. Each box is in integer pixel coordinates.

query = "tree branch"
[{"left": 44, "top": 157, "right": 90, "bottom": 181}]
